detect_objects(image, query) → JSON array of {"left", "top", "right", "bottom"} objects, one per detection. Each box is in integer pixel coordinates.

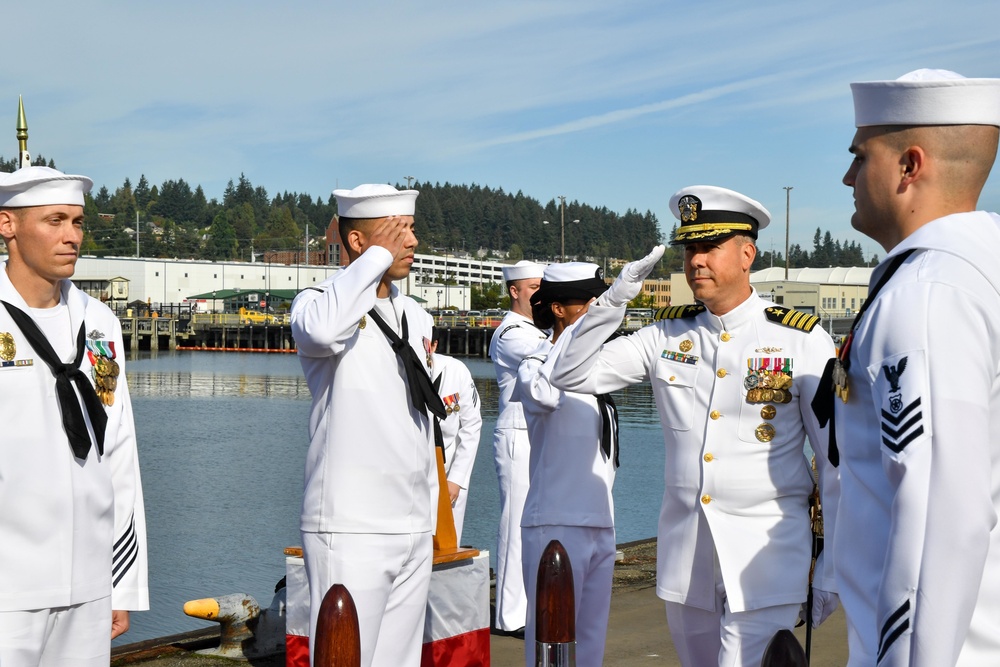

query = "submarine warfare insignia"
[
  {"left": 86, "top": 333, "right": 120, "bottom": 407},
  {"left": 745, "top": 357, "right": 793, "bottom": 404},
  {"left": 0, "top": 332, "right": 15, "bottom": 361},
  {"left": 443, "top": 392, "right": 460, "bottom": 415}
]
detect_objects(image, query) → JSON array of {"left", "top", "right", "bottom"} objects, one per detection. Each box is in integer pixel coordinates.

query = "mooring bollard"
[
  {"left": 182, "top": 591, "right": 284, "bottom": 659},
  {"left": 314, "top": 583, "right": 361, "bottom": 667},
  {"left": 535, "top": 539, "right": 576, "bottom": 667}
]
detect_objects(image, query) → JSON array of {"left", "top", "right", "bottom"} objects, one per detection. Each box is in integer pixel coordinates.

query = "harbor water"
[{"left": 117, "top": 350, "right": 667, "bottom": 645}]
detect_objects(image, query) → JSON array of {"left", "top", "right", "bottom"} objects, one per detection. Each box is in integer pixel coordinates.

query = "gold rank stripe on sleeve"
[
  {"left": 763, "top": 306, "right": 820, "bottom": 332},
  {"left": 654, "top": 304, "right": 706, "bottom": 321}
]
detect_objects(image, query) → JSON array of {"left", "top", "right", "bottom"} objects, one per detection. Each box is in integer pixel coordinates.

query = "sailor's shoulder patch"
[
  {"left": 764, "top": 306, "right": 820, "bottom": 332},
  {"left": 654, "top": 304, "right": 705, "bottom": 321}
]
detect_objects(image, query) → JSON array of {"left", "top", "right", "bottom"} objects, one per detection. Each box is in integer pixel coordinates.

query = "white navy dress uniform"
[
  {"left": 515, "top": 262, "right": 619, "bottom": 667},
  {"left": 488, "top": 260, "right": 547, "bottom": 632},
  {"left": 0, "top": 167, "right": 148, "bottom": 665},
  {"left": 291, "top": 184, "right": 438, "bottom": 667},
  {"left": 548, "top": 188, "right": 837, "bottom": 667},
  {"left": 830, "top": 70, "right": 1000, "bottom": 666},
  {"left": 430, "top": 350, "right": 482, "bottom": 545}
]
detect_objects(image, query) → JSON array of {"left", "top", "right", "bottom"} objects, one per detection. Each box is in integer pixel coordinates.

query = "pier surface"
[{"left": 112, "top": 539, "right": 848, "bottom": 666}]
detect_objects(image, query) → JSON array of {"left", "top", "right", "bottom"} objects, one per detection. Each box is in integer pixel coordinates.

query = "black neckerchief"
[
  {"left": 366, "top": 308, "right": 447, "bottom": 423},
  {"left": 595, "top": 393, "right": 620, "bottom": 468},
  {"left": 811, "top": 249, "right": 916, "bottom": 466},
  {"left": 2, "top": 300, "right": 107, "bottom": 459}
]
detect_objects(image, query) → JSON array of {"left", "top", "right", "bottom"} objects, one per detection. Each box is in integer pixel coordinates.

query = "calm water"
[{"left": 116, "top": 351, "right": 666, "bottom": 645}]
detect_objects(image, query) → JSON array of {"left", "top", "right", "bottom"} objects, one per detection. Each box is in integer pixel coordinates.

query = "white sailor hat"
[
  {"left": 851, "top": 69, "right": 1000, "bottom": 128},
  {"left": 0, "top": 166, "right": 93, "bottom": 208},
  {"left": 333, "top": 183, "right": 419, "bottom": 218},
  {"left": 669, "top": 185, "right": 770, "bottom": 245},
  {"left": 531, "top": 262, "right": 607, "bottom": 306},
  {"left": 502, "top": 260, "right": 545, "bottom": 282}
]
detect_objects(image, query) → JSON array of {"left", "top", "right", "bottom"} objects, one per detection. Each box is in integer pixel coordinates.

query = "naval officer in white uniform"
[
  {"left": 0, "top": 166, "right": 148, "bottom": 666},
  {"left": 515, "top": 262, "right": 620, "bottom": 667},
  {"left": 488, "top": 259, "right": 546, "bottom": 635},
  {"left": 827, "top": 69, "right": 1000, "bottom": 666},
  {"left": 292, "top": 184, "right": 445, "bottom": 667},
  {"left": 547, "top": 187, "right": 838, "bottom": 667},
  {"left": 429, "top": 331, "right": 482, "bottom": 545}
]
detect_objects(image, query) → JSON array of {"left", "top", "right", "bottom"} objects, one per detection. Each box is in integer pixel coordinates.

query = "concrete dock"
[{"left": 112, "top": 538, "right": 849, "bottom": 666}]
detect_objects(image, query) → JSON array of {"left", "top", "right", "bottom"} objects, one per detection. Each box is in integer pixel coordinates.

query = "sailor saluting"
[
  {"left": 291, "top": 184, "right": 444, "bottom": 667},
  {"left": 546, "top": 186, "right": 838, "bottom": 667}
]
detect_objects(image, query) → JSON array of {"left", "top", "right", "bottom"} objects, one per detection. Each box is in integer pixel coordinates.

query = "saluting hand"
[
  {"left": 598, "top": 244, "right": 666, "bottom": 308},
  {"left": 368, "top": 216, "right": 412, "bottom": 263}
]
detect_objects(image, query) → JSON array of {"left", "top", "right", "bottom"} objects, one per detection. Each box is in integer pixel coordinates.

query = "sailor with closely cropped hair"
[
  {"left": 546, "top": 186, "right": 837, "bottom": 667},
  {"left": 0, "top": 165, "right": 149, "bottom": 665},
  {"left": 291, "top": 183, "right": 444, "bottom": 667},
  {"left": 488, "top": 259, "right": 547, "bottom": 636},
  {"left": 826, "top": 69, "right": 1000, "bottom": 666}
]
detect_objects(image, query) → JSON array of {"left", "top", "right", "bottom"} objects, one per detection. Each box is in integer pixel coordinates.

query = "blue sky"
[{"left": 5, "top": 1, "right": 999, "bottom": 261}]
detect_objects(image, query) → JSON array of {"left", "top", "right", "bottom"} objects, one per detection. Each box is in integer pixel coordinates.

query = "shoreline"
[{"left": 111, "top": 537, "right": 849, "bottom": 666}]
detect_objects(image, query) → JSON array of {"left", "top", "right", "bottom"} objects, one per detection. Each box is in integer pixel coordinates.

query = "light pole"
[
  {"left": 783, "top": 186, "right": 793, "bottom": 281},
  {"left": 543, "top": 196, "right": 579, "bottom": 262}
]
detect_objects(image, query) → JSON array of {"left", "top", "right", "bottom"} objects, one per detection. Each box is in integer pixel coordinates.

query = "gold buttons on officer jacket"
[
  {"left": 701, "top": 494, "right": 712, "bottom": 504},
  {"left": 720, "top": 332, "right": 731, "bottom": 342},
  {"left": 710, "top": 410, "right": 721, "bottom": 420},
  {"left": 669, "top": 375, "right": 676, "bottom": 382},
  {"left": 717, "top": 368, "right": 728, "bottom": 378},
  {"left": 704, "top": 453, "right": 714, "bottom": 462}
]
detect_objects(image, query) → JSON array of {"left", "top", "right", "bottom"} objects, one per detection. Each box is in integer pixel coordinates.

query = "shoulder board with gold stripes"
[
  {"left": 763, "top": 306, "right": 820, "bottom": 332},
  {"left": 653, "top": 304, "right": 706, "bottom": 321}
]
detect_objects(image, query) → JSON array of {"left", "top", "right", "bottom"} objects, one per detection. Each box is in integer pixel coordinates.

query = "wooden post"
[
  {"left": 313, "top": 584, "right": 361, "bottom": 667},
  {"left": 432, "top": 445, "right": 479, "bottom": 564},
  {"left": 535, "top": 540, "right": 576, "bottom": 666}
]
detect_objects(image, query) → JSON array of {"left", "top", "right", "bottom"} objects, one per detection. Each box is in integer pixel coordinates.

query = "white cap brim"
[
  {"left": 333, "top": 184, "right": 418, "bottom": 218},
  {"left": 852, "top": 70, "right": 1000, "bottom": 127}
]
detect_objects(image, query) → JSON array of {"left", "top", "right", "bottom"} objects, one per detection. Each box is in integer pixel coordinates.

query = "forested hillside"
[{"left": 0, "top": 158, "right": 872, "bottom": 270}]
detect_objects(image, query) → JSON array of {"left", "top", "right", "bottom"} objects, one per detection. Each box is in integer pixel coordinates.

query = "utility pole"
[
  {"left": 404, "top": 175, "right": 415, "bottom": 188},
  {"left": 558, "top": 195, "right": 566, "bottom": 262},
  {"left": 783, "top": 186, "right": 793, "bottom": 281},
  {"left": 135, "top": 212, "right": 140, "bottom": 258}
]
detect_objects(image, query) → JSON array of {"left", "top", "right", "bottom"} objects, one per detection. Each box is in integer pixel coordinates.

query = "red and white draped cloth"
[{"left": 285, "top": 552, "right": 490, "bottom": 667}]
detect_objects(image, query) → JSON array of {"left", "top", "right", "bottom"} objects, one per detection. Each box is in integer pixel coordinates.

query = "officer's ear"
[{"left": 740, "top": 237, "right": 757, "bottom": 271}]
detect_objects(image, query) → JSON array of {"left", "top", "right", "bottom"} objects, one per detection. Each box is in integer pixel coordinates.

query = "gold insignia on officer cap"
[{"left": 669, "top": 185, "right": 770, "bottom": 246}]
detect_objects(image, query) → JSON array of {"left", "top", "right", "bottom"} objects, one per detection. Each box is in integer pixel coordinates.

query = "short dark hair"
[
  {"left": 531, "top": 301, "right": 555, "bottom": 330},
  {"left": 338, "top": 216, "right": 380, "bottom": 257}
]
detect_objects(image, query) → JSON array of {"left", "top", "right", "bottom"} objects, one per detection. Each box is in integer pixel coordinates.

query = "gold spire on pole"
[{"left": 16, "top": 95, "right": 31, "bottom": 169}]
